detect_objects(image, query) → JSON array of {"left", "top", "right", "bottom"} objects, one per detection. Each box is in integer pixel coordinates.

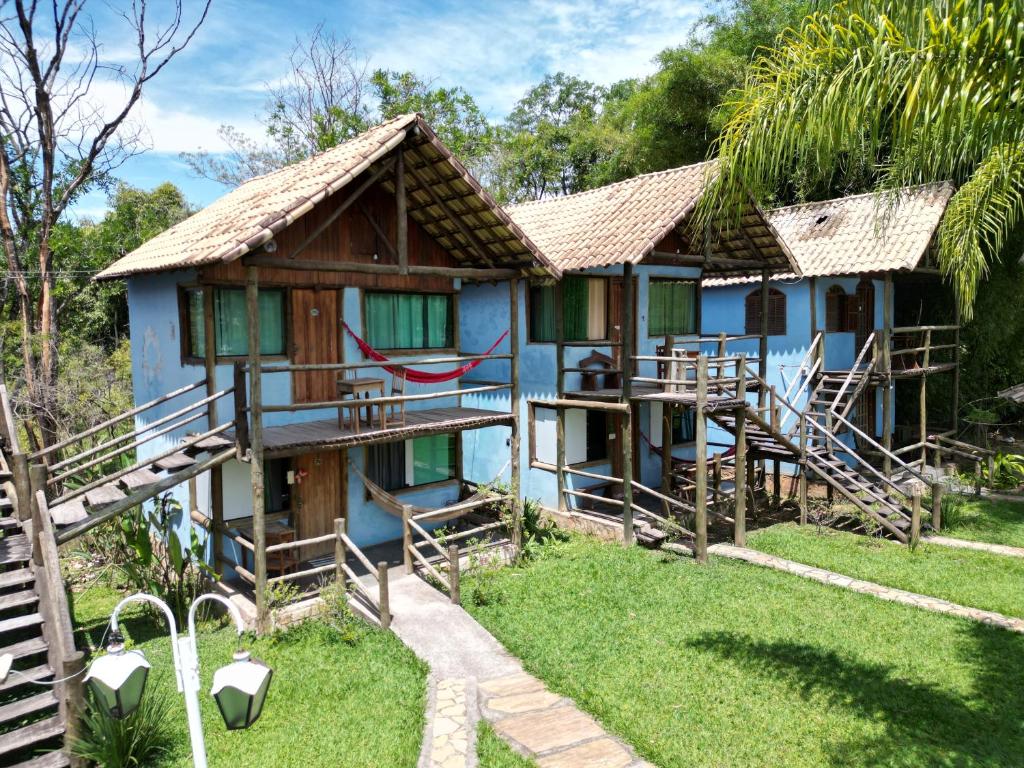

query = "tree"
[
  {"left": 703, "top": 0, "right": 1024, "bottom": 319},
  {"left": 183, "top": 24, "right": 371, "bottom": 186},
  {"left": 492, "top": 73, "right": 607, "bottom": 203},
  {"left": 0, "top": 0, "right": 210, "bottom": 450},
  {"left": 371, "top": 69, "right": 493, "bottom": 169}
]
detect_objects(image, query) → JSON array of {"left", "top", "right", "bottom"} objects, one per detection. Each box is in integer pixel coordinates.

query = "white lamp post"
[{"left": 85, "top": 593, "right": 272, "bottom": 768}]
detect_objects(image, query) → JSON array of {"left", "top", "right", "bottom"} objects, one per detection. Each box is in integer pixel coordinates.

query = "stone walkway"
[
  {"left": 924, "top": 535, "right": 1024, "bottom": 558},
  {"left": 382, "top": 573, "right": 652, "bottom": 768},
  {"left": 708, "top": 543, "right": 1024, "bottom": 633}
]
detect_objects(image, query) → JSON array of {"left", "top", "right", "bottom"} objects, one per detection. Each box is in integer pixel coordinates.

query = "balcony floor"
[{"left": 258, "top": 407, "right": 513, "bottom": 457}]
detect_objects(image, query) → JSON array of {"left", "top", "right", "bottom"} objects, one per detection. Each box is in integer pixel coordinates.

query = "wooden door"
[
  {"left": 291, "top": 288, "right": 340, "bottom": 404},
  {"left": 853, "top": 279, "right": 875, "bottom": 355},
  {"left": 291, "top": 451, "right": 343, "bottom": 557}
]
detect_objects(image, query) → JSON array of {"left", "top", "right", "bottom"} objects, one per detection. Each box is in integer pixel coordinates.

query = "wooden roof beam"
[{"left": 241, "top": 253, "right": 520, "bottom": 281}]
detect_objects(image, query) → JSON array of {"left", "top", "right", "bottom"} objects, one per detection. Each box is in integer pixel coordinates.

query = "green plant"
[
  {"left": 983, "top": 452, "right": 1024, "bottom": 490},
  {"left": 112, "top": 493, "right": 213, "bottom": 624},
  {"left": 315, "top": 577, "right": 369, "bottom": 645},
  {"left": 72, "top": 686, "right": 174, "bottom": 767},
  {"left": 518, "top": 498, "right": 568, "bottom": 561}
]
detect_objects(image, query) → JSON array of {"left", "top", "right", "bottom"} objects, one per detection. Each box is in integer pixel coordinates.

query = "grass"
[
  {"left": 747, "top": 522, "right": 1024, "bottom": 619},
  {"left": 939, "top": 493, "right": 1024, "bottom": 548},
  {"left": 464, "top": 537, "right": 1024, "bottom": 767},
  {"left": 476, "top": 721, "right": 536, "bottom": 768},
  {"left": 70, "top": 585, "right": 427, "bottom": 768}
]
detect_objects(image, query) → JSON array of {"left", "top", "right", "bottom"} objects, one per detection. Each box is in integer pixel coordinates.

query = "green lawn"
[
  {"left": 940, "top": 493, "right": 1024, "bottom": 548},
  {"left": 70, "top": 586, "right": 427, "bottom": 768},
  {"left": 476, "top": 721, "right": 535, "bottom": 768},
  {"left": 748, "top": 523, "right": 1024, "bottom": 619},
  {"left": 464, "top": 537, "right": 1024, "bottom": 768}
]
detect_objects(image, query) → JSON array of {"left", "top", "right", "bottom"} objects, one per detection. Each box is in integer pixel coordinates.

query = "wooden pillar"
[
  {"left": 621, "top": 261, "right": 635, "bottom": 546},
  {"left": 202, "top": 284, "right": 225, "bottom": 575},
  {"left": 910, "top": 491, "right": 922, "bottom": 549},
  {"left": 28, "top": 464, "right": 46, "bottom": 567},
  {"left": 335, "top": 517, "right": 347, "bottom": 586},
  {"left": 974, "top": 460, "right": 982, "bottom": 496},
  {"left": 661, "top": 403, "right": 673, "bottom": 517},
  {"left": 11, "top": 452, "right": 30, "bottom": 524},
  {"left": 931, "top": 481, "right": 943, "bottom": 532},
  {"left": 509, "top": 279, "right": 523, "bottom": 554},
  {"left": 952, "top": 302, "right": 961, "bottom": 433},
  {"left": 448, "top": 544, "right": 460, "bottom": 605},
  {"left": 798, "top": 412, "right": 808, "bottom": 525},
  {"left": 882, "top": 274, "right": 894, "bottom": 476},
  {"left": 246, "top": 266, "right": 268, "bottom": 633},
  {"left": 758, "top": 269, "right": 769, "bottom": 407},
  {"left": 695, "top": 356, "right": 708, "bottom": 563},
  {"left": 402, "top": 503, "right": 413, "bottom": 573},
  {"left": 734, "top": 355, "right": 747, "bottom": 546},
  {"left": 377, "top": 561, "right": 391, "bottom": 630},
  {"left": 554, "top": 281, "right": 566, "bottom": 513},
  {"left": 809, "top": 276, "right": 818, "bottom": 350},
  {"left": 395, "top": 149, "right": 408, "bottom": 274}
]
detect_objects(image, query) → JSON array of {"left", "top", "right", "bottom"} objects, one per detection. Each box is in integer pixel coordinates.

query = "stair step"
[
  {"left": 0, "top": 691, "right": 58, "bottom": 726},
  {"left": 0, "top": 613, "right": 42, "bottom": 636},
  {"left": 47, "top": 499, "right": 87, "bottom": 527},
  {"left": 119, "top": 468, "right": 161, "bottom": 491},
  {"left": 0, "top": 516, "right": 19, "bottom": 531},
  {"left": 153, "top": 452, "right": 195, "bottom": 472},
  {"left": 0, "top": 590, "right": 37, "bottom": 613},
  {"left": 83, "top": 484, "right": 126, "bottom": 508},
  {"left": 0, "top": 715, "right": 64, "bottom": 757},
  {"left": 2, "top": 636, "right": 48, "bottom": 661},
  {"left": 185, "top": 434, "right": 232, "bottom": 454},
  {"left": 0, "top": 665, "right": 52, "bottom": 693},
  {"left": 0, "top": 569, "right": 34, "bottom": 591},
  {"left": 9, "top": 750, "right": 70, "bottom": 768},
  {"left": 0, "top": 536, "right": 31, "bottom": 566}
]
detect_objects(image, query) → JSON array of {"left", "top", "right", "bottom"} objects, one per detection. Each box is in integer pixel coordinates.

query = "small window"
[
  {"left": 671, "top": 409, "right": 696, "bottom": 444},
  {"left": 367, "top": 435, "right": 457, "bottom": 492},
  {"left": 649, "top": 279, "right": 698, "bottom": 336},
  {"left": 528, "top": 277, "right": 608, "bottom": 342},
  {"left": 365, "top": 292, "right": 454, "bottom": 351},
  {"left": 182, "top": 286, "right": 287, "bottom": 359},
  {"left": 825, "top": 285, "right": 854, "bottom": 332},
  {"left": 264, "top": 458, "right": 291, "bottom": 513},
  {"left": 744, "top": 287, "right": 786, "bottom": 336},
  {"left": 584, "top": 410, "right": 609, "bottom": 463}
]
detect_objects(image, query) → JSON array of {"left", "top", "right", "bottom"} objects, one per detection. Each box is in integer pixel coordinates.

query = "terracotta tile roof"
[
  {"left": 704, "top": 183, "right": 953, "bottom": 286},
  {"left": 97, "top": 114, "right": 556, "bottom": 280},
  {"left": 507, "top": 162, "right": 797, "bottom": 274}
]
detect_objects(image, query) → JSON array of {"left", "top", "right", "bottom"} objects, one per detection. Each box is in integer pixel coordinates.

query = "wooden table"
[
  {"left": 265, "top": 520, "right": 299, "bottom": 577},
  {"left": 337, "top": 377, "right": 385, "bottom": 433}
]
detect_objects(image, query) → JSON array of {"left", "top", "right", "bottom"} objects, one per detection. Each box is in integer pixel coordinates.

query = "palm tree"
[{"left": 701, "top": 0, "right": 1024, "bottom": 318}]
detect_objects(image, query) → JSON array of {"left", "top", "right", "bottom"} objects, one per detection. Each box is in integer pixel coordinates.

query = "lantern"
[
  {"left": 85, "top": 639, "right": 151, "bottom": 720},
  {"left": 210, "top": 650, "right": 273, "bottom": 730}
]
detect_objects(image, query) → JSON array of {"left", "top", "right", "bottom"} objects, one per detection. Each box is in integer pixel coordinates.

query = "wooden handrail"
[
  {"left": 260, "top": 353, "right": 512, "bottom": 373},
  {"left": 260, "top": 383, "right": 510, "bottom": 413}
]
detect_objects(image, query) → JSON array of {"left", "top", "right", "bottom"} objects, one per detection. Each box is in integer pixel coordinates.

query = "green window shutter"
[
  {"left": 187, "top": 289, "right": 206, "bottom": 358},
  {"left": 562, "top": 276, "right": 589, "bottom": 341},
  {"left": 649, "top": 281, "right": 667, "bottom": 336},
  {"left": 529, "top": 285, "right": 555, "bottom": 342},
  {"left": 366, "top": 293, "right": 452, "bottom": 350},
  {"left": 258, "top": 290, "right": 286, "bottom": 355},
  {"left": 412, "top": 434, "right": 455, "bottom": 485},
  {"left": 366, "top": 293, "right": 396, "bottom": 349},
  {"left": 425, "top": 294, "right": 451, "bottom": 348},
  {"left": 650, "top": 280, "right": 696, "bottom": 336}
]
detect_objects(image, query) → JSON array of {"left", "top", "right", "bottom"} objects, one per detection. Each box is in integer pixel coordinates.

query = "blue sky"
[{"left": 75, "top": 0, "right": 707, "bottom": 218}]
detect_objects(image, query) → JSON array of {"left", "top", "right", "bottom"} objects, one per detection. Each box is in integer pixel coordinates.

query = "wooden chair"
[{"left": 383, "top": 370, "right": 407, "bottom": 428}]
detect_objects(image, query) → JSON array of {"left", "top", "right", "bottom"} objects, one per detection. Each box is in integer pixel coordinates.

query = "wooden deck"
[{"left": 257, "top": 407, "right": 513, "bottom": 457}]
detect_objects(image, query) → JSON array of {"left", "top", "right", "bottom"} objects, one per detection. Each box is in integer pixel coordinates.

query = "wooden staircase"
[{"left": 0, "top": 487, "right": 69, "bottom": 768}]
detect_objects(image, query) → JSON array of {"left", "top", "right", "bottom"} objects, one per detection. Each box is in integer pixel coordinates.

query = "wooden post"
[
  {"left": 335, "top": 517, "right": 347, "bottom": 586},
  {"left": 377, "top": 561, "right": 391, "bottom": 630},
  {"left": 28, "top": 464, "right": 46, "bottom": 567},
  {"left": 712, "top": 453, "right": 722, "bottom": 519},
  {"left": 661, "top": 403, "right": 673, "bottom": 517},
  {"left": 798, "top": 412, "right": 808, "bottom": 525},
  {"left": 974, "top": 460, "right": 982, "bottom": 496},
  {"left": 716, "top": 331, "right": 727, "bottom": 381},
  {"left": 395, "top": 149, "right": 408, "bottom": 274},
  {"left": 203, "top": 285, "right": 225, "bottom": 575},
  {"left": 402, "top": 504, "right": 413, "bottom": 574},
  {"left": 621, "top": 262, "right": 635, "bottom": 547},
  {"left": 931, "top": 481, "right": 943, "bottom": 532},
  {"left": 809, "top": 276, "right": 818, "bottom": 355},
  {"left": 758, "top": 269, "right": 769, "bottom": 408},
  {"left": 882, "top": 274, "right": 893, "bottom": 477},
  {"left": 695, "top": 356, "right": 708, "bottom": 563},
  {"left": 11, "top": 452, "right": 31, "bottom": 523},
  {"left": 232, "top": 361, "right": 249, "bottom": 461},
  {"left": 919, "top": 329, "right": 930, "bottom": 467},
  {"left": 910, "top": 491, "right": 922, "bottom": 550},
  {"left": 509, "top": 279, "right": 522, "bottom": 554},
  {"left": 734, "top": 355, "right": 747, "bottom": 546},
  {"left": 987, "top": 454, "right": 995, "bottom": 490},
  {"left": 448, "top": 544, "right": 460, "bottom": 605},
  {"left": 554, "top": 281, "right": 566, "bottom": 513},
  {"left": 952, "top": 302, "right": 961, "bottom": 433},
  {"left": 246, "top": 266, "right": 268, "bottom": 633},
  {"left": 773, "top": 461, "right": 782, "bottom": 503}
]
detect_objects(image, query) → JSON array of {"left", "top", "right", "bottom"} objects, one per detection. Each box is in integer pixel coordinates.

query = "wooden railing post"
[
  {"left": 798, "top": 412, "right": 808, "bottom": 525},
  {"left": 402, "top": 504, "right": 413, "bottom": 574},
  {"left": 974, "top": 460, "right": 982, "bottom": 496},
  {"left": 694, "top": 356, "right": 708, "bottom": 563},
  {"left": 28, "top": 464, "right": 46, "bottom": 567},
  {"left": 11, "top": 452, "right": 30, "bottom": 523},
  {"left": 246, "top": 265, "right": 268, "bottom": 633},
  {"left": 734, "top": 354, "right": 747, "bottom": 547},
  {"left": 448, "top": 544, "right": 460, "bottom": 605},
  {"left": 621, "top": 261, "right": 635, "bottom": 547},
  {"left": 509, "top": 278, "right": 522, "bottom": 556},
  {"left": 931, "top": 481, "right": 943, "bottom": 533},
  {"left": 233, "top": 361, "right": 249, "bottom": 461},
  {"left": 910, "top": 490, "right": 922, "bottom": 550},
  {"left": 554, "top": 281, "right": 566, "bottom": 514},
  {"left": 377, "top": 561, "right": 391, "bottom": 629},
  {"left": 987, "top": 454, "right": 996, "bottom": 491},
  {"left": 335, "top": 517, "right": 347, "bottom": 587}
]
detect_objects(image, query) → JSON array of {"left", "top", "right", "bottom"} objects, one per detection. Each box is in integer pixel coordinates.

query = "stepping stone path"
[
  {"left": 924, "top": 535, "right": 1024, "bottom": 558},
  {"left": 382, "top": 573, "right": 651, "bottom": 768},
  {"left": 709, "top": 543, "right": 1024, "bottom": 633}
]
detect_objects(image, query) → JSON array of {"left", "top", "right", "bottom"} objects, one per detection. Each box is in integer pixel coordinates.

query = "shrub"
[{"left": 72, "top": 686, "right": 174, "bottom": 767}]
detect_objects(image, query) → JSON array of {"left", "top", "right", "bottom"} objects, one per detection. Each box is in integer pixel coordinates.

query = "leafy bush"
[
  {"left": 72, "top": 686, "right": 174, "bottom": 767},
  {"left": 518, "top": 497, "right": 568, "bottom": 561},
  {"left": 983, "top": 452, "right": 1024, "bottom": 490}
]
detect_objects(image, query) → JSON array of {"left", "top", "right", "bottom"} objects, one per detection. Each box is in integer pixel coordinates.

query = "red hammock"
[{"left": 342, "top": 321, "right": 510, "bottom": 384}]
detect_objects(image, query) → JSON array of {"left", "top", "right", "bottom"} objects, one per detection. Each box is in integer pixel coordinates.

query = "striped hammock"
[{"left": 349, "top": 459, "right": 511, "bottom": 522}]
